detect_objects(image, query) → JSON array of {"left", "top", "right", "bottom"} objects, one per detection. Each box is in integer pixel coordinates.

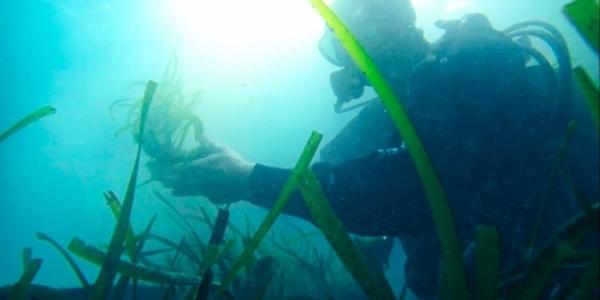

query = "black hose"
[
  {"left": 504, "top": 21, "right": 566, "bottom": 47},
  {"left": 504, "top": 21, "right": 574, "bottom": 132},
  {"left": 508, "top": 29, "right": 573, "bottom": 131},
  {"left": 518, "top": 45, "right": 559, "bottom": 100},
  {"left": 508, "top": 30, "right": 571, "bottom": 95}
]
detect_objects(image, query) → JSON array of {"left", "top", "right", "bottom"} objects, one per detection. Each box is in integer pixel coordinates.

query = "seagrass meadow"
[{"left": 0, "top": 0, "right": 598, "bottom": 299}]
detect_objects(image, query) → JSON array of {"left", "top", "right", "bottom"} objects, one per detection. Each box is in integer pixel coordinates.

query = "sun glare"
[{"left": 164, "top": 0, "right": 323, "bottom": 50}]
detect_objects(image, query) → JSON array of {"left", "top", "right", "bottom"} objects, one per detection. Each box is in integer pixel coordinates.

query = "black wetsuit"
[{"left": 246, "top": 18, "right": 600, "bottom": 299}]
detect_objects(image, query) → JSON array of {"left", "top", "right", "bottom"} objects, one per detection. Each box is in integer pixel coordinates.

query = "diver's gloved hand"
[{"left": 155, "top": 147, "right": 255, "bottom": 204}]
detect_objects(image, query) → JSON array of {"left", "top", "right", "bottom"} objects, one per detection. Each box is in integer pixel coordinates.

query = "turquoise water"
[{"left": 0, "top": 0, "right": 598, "bottom": 298}]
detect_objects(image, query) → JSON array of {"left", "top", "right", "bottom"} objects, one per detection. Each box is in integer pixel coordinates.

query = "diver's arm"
[{"left": 248, "top": 148, "right": 429, "bottom": 236}]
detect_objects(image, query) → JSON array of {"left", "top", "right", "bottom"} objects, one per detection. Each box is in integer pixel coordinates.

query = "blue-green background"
[{"left": 0, "top": 0, "right": 597, "bottom": 295}]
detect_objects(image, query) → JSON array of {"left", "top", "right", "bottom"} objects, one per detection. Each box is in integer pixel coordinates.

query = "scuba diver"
[{"left": 148, "top": 0, "right": 599, "bottom": 298}]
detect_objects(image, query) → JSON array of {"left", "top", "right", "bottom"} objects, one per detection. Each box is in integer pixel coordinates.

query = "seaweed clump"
[{"left": 109, "top": 57, "right": 222, "bottom": 178}]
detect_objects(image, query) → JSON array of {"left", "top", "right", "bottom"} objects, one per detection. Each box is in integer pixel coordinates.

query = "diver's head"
[
  {"left": 320, "top": 0, "right": 425, "bottom": 67},
  {"left": 331, "top": 0, "right": 417, "bottom": 35},
  {"left": 320, "top": 0, "right": 429, "bottom": 112}
]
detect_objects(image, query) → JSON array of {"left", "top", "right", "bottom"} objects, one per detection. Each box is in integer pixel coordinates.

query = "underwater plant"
[
  {"left": 296, "top": 170, "right": 395, "bottom": 300},
  {"left": 563, "top": 0, "right": 599, "bottom": 54},
  {"left": 36, "top": 233, "right": 90, "bottom": 290},
  {"left": 475, "top": 226, "right": 499, "bottom": 300},
  {"left": 217, "top": 132, "right": 322, "bottom": 293},
  {"left": 89, "top": 80, "right": 157, "bottom": 300},
  {"left": 8, "top": 248, "right": 42, "bottom": 300},
  {"left": 564, "top": 0, "right": 600, "bottom": 131},
  {"left": 573, "top": 67, "right": 600, "bottom": 130},
  {"left": 0, "top": 105, "right": 56, "bottom": 143}
]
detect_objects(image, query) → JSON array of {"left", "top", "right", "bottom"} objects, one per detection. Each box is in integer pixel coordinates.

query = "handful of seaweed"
[{"left": 110, "top": 57, "right": 221, "bottom": 170}]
